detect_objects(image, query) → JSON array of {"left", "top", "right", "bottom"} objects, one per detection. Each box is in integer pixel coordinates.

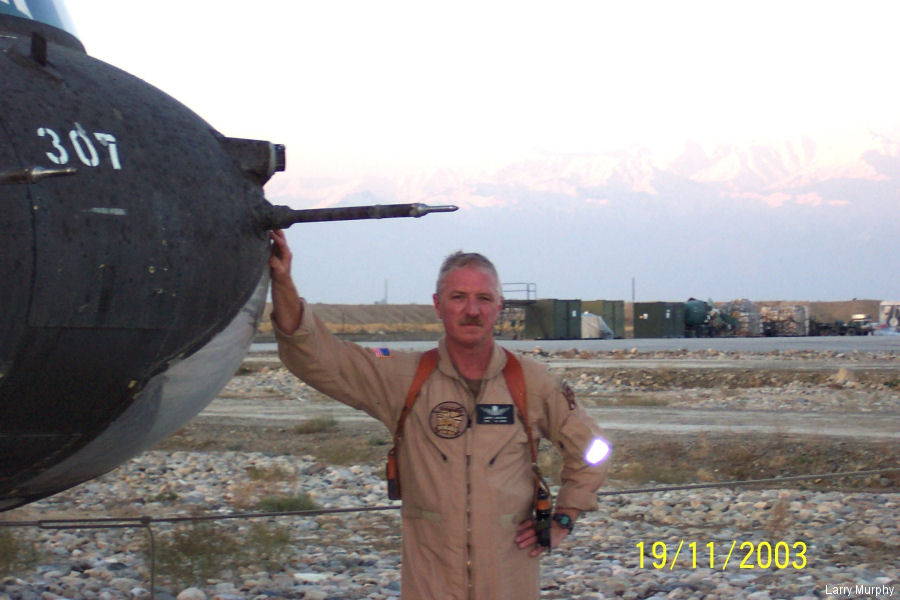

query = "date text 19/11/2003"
[{"left": 634, "top": 540, "right": 808, "bottom": 570}]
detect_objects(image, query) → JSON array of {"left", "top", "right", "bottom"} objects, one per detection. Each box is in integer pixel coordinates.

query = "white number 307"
[{"left": 36, "top": 124, "right": 122, "bottom": 170}]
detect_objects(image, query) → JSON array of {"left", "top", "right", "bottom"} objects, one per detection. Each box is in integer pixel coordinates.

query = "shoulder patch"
[
  {"left": 561, "top": 382, "right": 577, "bottom": 410},
  {"left": 369, "top": 347, "right": 392, "bottom": 358}
]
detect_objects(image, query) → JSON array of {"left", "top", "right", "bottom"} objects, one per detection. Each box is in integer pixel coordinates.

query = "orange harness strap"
[
  {"left": 501, "top": 348, "right": 552, "bottom": 509},
  {"left": 500, "top": 348, "right": 538, "bottom": 465},
  {"left": 386, "top": 348, "right": 439, "bottom": 499}
]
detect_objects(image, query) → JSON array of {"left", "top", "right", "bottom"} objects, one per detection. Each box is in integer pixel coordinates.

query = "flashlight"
[
  {"left": 585, "top": 437, "right": 610, "bottom": 465},
  {"left": 534, "top": 486, "right": 552, "bottom": 548}
]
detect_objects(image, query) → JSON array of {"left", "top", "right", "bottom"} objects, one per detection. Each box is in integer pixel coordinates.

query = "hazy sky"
[
  {"left": 60, "top": 1, "right": 900, "bottom": 304},
  {"left": 65, "top": 1, "right": 900, "bottom": 172}
]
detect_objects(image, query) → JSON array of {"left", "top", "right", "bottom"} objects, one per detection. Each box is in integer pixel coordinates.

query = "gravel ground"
[
  {"left": 2, "top": 453, "right": 897, "bottom": 600},
  {"left": 1, "top": 349, "right": 898, "bottom": 600}
]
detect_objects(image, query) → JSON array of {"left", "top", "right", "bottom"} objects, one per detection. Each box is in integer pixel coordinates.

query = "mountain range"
[{"left": 266, "top": 132, "right": 899, "bottom": 304}]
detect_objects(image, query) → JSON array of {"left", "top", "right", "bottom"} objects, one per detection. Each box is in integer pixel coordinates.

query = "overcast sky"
[
  {"left": 61, "top": 1, "right": 900, "bottom": 304},
  {"left": 64, "top": 1, "right": 899, "bottom": 170}
]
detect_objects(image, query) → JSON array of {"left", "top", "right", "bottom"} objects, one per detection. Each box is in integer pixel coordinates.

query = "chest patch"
[
  {"left": 476, "top": 404, "right": 515, "bottom": 425},
  {"left": 429, "top": 402, "right": 469, "bottom": 438}
]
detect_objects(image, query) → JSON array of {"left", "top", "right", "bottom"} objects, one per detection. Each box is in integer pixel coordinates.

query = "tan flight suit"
[{"left": 275, "top": 299, "right": 608, "bottom": 600}]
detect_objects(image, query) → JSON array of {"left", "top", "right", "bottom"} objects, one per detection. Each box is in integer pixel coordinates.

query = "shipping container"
[
  {"left": 524, "top": 299, "right": 582, "bottom": 339},
  {"left": 633, "top": 302, "right": 685, "bottom": 338}
]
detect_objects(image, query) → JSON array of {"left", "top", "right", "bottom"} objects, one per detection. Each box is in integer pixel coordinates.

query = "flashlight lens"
[{"left": 585, "top": 438, "right": 610, "bottom": 464}]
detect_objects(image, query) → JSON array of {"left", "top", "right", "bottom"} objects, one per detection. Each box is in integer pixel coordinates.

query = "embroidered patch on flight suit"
[
  {"left": 562, "top": 382, "right": 577, "bottom": 410},
  {"left": 476, "top": 404, "right": 515, "bottom": 425},
  {"left": 429, "top": 402, "right": 469, "bottom": 438}
]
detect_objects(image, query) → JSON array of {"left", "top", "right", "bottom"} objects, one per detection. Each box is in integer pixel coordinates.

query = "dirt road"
[
  {"left": 197, "top": 397, "right": 898, "bottom": 439},
  {"left": 213, "top": 350, "right": 900, "bottom": 439},
  {"left": 158, "top": 347, "right": 900, "bottom": 490}
]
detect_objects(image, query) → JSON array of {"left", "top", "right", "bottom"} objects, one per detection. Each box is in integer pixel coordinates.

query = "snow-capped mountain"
[
  {"left": 267, "top": 132, "right": 899, "bottom": 303},
  {"left": 267, "top": 131, "right": 899, "bottom": 213}
]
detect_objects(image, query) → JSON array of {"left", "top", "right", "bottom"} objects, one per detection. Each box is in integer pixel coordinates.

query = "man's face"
[{"left": 433, "top": 266, "right": 503, "bottom": 350}]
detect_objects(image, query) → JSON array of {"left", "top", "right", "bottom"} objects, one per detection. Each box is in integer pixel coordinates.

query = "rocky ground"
[{"left": 1, "top": 349, "right": 898, "bottom": 600}]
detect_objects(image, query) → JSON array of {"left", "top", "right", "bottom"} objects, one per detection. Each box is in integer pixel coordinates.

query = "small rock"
[{"left": 176, "top": 588, "right": 207, "bottom": 600}]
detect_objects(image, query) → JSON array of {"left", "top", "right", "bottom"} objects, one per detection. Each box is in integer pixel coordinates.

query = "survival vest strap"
[
  {"left": 386, "top": 347, "right": 550, "bottom": 502},
  {"left": 386, "top": 348, "right": 439, "bottom": 500}
]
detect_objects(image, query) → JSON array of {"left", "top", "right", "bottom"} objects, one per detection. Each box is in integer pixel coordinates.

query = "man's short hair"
[{"left": 436, "top": 251, "right": 501, "bottom": 297}]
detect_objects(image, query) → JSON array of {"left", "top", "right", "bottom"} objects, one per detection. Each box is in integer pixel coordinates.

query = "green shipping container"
[
  {"left": 633, "top": 302, "right": 685, "bottom": 338},
  {"left": 524, "top": 299, "right": 582, "bottom": 339}
]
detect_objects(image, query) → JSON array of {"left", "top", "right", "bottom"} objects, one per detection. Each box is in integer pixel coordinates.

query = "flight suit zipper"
[
  {"left": 466, "top": 451, "right": 473, "bottom": 600},
  {"left": 462, "top": 375, "right": 487, "bottom": 600},
  {"left": 465, "top": 380, "right": 475, "bottom": 600}
]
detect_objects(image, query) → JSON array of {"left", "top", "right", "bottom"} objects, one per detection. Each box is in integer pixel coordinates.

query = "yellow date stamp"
[{"left": 635, "top": 540, "right": 808, "bottom": 570}]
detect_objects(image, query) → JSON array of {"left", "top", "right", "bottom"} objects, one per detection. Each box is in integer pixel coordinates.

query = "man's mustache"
[{"left": 458, "top": 317, "right": 484, "bottom": 326}]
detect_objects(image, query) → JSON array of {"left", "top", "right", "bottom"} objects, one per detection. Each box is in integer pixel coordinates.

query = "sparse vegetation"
[
  {"left": 0, "top": 528, "right": 38, "bottom": 577},
  {"left": 765, "top": 492, "right": 790, "bottom": 538},
  {"left": 147, "top": 490, "right": 179, "bottom": 503},
  {"left": 245, "top": 521, "right": 293, "bottom": 569},
  {"left": 258, "top": 492, "right": 319, "bottom": 512},
  {"left": 245, "top": 464, "right": 294, "bottom": 481},
  {"left": 292, "top": 416, "right": 338, "bottom": 434},
  {"left": 583, "top": 393, "right": 669, "bottom": 407},
  {"left": 604, "top": 433, "right": 900, "bottom": 491},
  {"left": 146, "top": 521, "right": 240, "bottom": 588},
  {"left": 316, "top": 435, "right": 392, "bottom": 465},
  {"left": 146, "top": 520, "right": 293, "bottom": 589}
]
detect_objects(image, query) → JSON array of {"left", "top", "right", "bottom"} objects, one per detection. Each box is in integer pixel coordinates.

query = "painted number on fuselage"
[{"left": 36, "top": 125, "right": 122, "bottom": 170}]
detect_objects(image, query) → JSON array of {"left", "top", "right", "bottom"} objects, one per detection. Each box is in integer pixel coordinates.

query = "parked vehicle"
[{"left": 809, "top": 314, "right": 874, "bottom": 336}]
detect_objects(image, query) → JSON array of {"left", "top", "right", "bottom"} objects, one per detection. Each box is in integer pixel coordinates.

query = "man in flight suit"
[{"left": 269, "top": 229, "right": 609, "bottom": 600}]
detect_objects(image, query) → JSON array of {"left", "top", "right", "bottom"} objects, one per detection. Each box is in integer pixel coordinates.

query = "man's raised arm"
[{"left": 268, "top": 229, "right": 303, "bottom": 335}]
